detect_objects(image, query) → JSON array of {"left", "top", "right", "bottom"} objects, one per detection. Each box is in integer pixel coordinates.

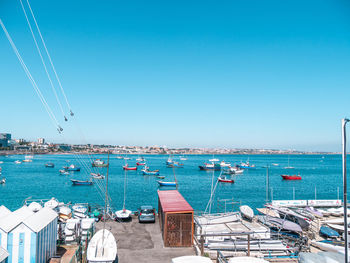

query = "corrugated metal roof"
[
  {"left": 0, "top": 206, "right": 34, "bottom": 233},
  {"left": 158, "top": 190, "right": 193, "bottom": 213},
  {"left": 0, "top": 205, "right": 11, "bottom": 219},
  {"left": 23, "top": 207, "right": 58, "bottom": 233}
]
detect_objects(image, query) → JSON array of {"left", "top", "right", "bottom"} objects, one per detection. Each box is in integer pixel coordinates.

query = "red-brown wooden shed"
[{"left": 158, "top": 190, "right": 194, "bottom": 247}]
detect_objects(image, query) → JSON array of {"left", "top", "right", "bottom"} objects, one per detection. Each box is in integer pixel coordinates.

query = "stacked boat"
[{"left": 64, "top": 218, "right": 81, "bottom": 244}]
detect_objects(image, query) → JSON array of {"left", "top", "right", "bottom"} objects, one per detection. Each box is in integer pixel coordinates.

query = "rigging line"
[
  {"left": 0, "top": 19, "right": 62, "bottom": 132},
  {"left": 25, "top": 0, "right": 73, "bottom": 114},
  {"left": 19, "top": 0, "right": 67, "bottom": 121}
]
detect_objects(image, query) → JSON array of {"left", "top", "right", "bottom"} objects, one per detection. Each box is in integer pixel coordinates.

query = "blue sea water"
[{"left": 0, "top": 154, "right": 345, "bottom": 212}]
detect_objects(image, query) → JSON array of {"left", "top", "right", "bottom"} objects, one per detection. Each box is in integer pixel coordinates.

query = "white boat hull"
[{"left": 87, "top": 229, "right": 117, "bottom": 262}]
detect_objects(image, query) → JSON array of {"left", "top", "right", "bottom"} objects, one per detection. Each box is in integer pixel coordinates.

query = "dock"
[{"left": 96, "top": 216, "right": 195, "bottom": 263}]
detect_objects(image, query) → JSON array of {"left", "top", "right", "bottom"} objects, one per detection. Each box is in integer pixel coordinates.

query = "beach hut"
[
  {"left": 158, "top": 190, "right": 194, "bottom": 247},
  {"left": 0, "top": 206, "right": 34, "bottom": 252},
  {"left": 0, "top": 206, "right": 58, "bottom": 263}
]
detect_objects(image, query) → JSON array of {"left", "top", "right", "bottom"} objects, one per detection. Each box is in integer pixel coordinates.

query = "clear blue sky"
[{"left": 1, "top": 0, "right": 350, "bottom": 151}]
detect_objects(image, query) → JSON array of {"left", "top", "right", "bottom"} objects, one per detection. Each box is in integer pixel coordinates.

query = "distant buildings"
[
  {"left": 38, "top": 138, "right": 45, "bottom": 144},
  {"left": 0, "top": 133, "right": 11, "bottom": 148}
]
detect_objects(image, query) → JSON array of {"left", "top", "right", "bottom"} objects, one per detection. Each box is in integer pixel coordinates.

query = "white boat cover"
[
  {"left": 240, "top": 205, "right": 254, "bottom": 220},
  {"left": 172, "top": 256, "right": 212, "bottom": 263},
  {"left": 228, "top": 257, "right": 269, "bottom": 263},
  {"left": 115, "top": 209, "right": 132, "bottom": 219},
  {"left": 44, "top": 198, "right": 59, "bottom": 209},
  {"left": 196, "top": 212, "right": 241, "bottom": 225},
  {"left": 87, "top": 229, "right": 117, "bottom": 262}
]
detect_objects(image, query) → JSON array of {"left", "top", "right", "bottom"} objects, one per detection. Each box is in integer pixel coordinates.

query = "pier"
[{"left": 96, "top": 217, "right": 195, "bottom": 262}]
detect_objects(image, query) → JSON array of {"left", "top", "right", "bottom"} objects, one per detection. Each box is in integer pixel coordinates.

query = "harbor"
[{"left": 0, "top": 154, "right": 349, "bottom": 262}]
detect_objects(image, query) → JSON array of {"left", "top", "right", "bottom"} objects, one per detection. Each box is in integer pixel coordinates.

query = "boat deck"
[{"left": 96, "top": 216, "right": 195, "bottom": 263}]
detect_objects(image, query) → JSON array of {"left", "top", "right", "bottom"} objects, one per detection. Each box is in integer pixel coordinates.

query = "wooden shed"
[{"left": 158, "top": 190, "right": 194, "bottom": 247}]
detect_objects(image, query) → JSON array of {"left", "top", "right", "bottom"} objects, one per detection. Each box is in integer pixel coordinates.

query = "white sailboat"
[
  {"left": 87, "top": 152, "right": 118, "bottom": 263},
  {"left": 115, "top": 169, "right": 132, "bottom": 220},
  {"left": 87, "top": 229, "right": 117, "bottom": 263},
  {"left": 284, "top": 155, "right": 294, "bottom": 169}
]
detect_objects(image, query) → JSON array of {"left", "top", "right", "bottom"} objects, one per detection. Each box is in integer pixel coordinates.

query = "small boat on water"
[
  {"left": 92, "top": 159, "right": 108, "bottom": 167},
  {"left": 14, "top": 160, "right": 22, "bottom": 164},
  {"left": 59, "top": 169, "right": 69, "bottom": 175},
  {"left": 123, "top": 165, "right": 137, "bottom": 170},
  {"left": 281, "top": 174, "right": 302, "bottom": 180},
  {"left": 71, "top": 179, "right": 93, "bottom": 186},
  {"left": 45, "top": 162, "right": 54, "bottom": 168},
  {"left": 179, "top": 156, "right": 187, "bottom": 161},
  {"left": 91, "top": 173, "right": 104, "bottom": 179},
  {"left": 136, "top": 162, "right": 146, "bottom": 166},
  {"left": 238, "top": 161, "right": 256, "bottom": 169},
  {"left": 240, "top": 205, "right": 254, "bottom": 221},
  {"left": 157, "top": 181, "right": 176, "bottom": 187},
  {"left": 87, "top": 229, "right": 117, "bottom": 263},
  {"left": 0, "top": 178, "right": 5, "bottom": 184},
  {"left": 167, "top": 162, "right": 184, "bottom": 168},
  {"left": 219, "top": 161, "right": 231, "bottom": 167},
  {"left": 142, "top": 170, "right": 160, "bottom": 175},
  {"left": 218, "top": 175, "right": 234, "bottom": 183},
  {"left": 136, "top": 156, "right": 145, "bottom": 162},
  {"left": 64, "top": 164, "right": 80, "bottom": 171},
  {"left": 199, "top": 163, "right": 221, "bottom": 171},
  {"left": 157, "top": 175, "right": 165, "bottom": 179}
]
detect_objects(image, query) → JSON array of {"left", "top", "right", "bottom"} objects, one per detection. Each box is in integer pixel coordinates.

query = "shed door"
[{"left": 166, "top": 213, "right": 192, "bottom": 247}]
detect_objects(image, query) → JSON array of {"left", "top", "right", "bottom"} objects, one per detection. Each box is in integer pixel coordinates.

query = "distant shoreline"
[{"left": 0, "top": 151, "right": 340, "bottom": 156}]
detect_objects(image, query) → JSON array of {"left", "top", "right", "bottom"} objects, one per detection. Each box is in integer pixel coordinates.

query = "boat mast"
[
  {"left": 102, "top": 151, "right": 110, "bottom": 243},
  {"left": 342, "top": 118, "right": 349, "bottom": 263},
  {"left": 123, "top": 169, "right": 127, "bottom": 210}
]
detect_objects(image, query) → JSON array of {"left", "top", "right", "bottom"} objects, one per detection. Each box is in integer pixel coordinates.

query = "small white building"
[
  {"left": 0, "top": 206, "right": 34, "bottom": 251},
  {"left": 0, "top": 206, "right": 58, "bottom": 263}
]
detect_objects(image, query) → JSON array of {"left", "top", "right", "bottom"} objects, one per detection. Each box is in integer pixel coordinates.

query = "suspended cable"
[
  {"left": 0, "top": 18, "right": 63, "bottom": 133},
  {"left": 25, "top": 0, "right": 74, "bottom": 115},
  {"left": 19, "top": 0, "right": 67, "bottom": 122}
]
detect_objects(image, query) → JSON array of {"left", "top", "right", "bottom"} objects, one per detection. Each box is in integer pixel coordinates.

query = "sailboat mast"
[
  {"left": 123, "top": 169, "right": 127, "bottom": 209},
  {"left": 103, "top": 151, "right": 110, "bottom": 230}
]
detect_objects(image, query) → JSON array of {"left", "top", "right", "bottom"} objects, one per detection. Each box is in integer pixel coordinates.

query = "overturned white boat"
[
  {"left": 228, "top": 257, "right": 269, "bottom": 263},
  {"left": 172, "top": 256, "right": 212, "bottom": 263},
  {"left": 87, "top": 229, "right": 117, "bottom": 262},
  {"left": 115, "top": 209, "right": 132, "bottom": 220},
  {"left": 240, "top": 205, "right": 254, "bottom": 221}
]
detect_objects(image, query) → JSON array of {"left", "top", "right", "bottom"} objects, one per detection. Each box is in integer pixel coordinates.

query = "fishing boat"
[
  {"left": 209, "top": 155, "right": 219, "bottom": 162},
  {"left": 45, "top": 162, "right": 54, "bottom": 168},
  {"left": 225, "top": 166, "right": 244, "bottom": 174},
  {"left": 142, "top": 170, "right": 160, "bottom": 176},
  {"left": 123, "top": 165, "right": 137, "bottom": 170},
  {"left": 64, "top": 164, "right": 80, "bottom": 171},
  {"left": 199, "top": 163, "right": 221, "bottom": 171},
  {"left": 136, "top": 162, "right": 146, "bottom": 166},
  {"left": 320, "top": 225, "right": 340, "bottom": 238},
  {"left": 14, "top": 160, "right": 22, "bottom": 164},
  {"left": 157, "top": 181, "right": 176, "bottom": 187},
  {"left": 238, "top": 160, "right": 255, "bottom": 169},
  {"left": 219, "top": 161, "right": 231, "bottom": 167},
  {"left": 218, "top": 175, "right": 234, "bottom": 183},
  {"left": 166, "top": 156, "right": 173, "bottom": 165},
  {"left": 91, "top": 173, "right": 104, "bottom": 179},
  {"left": 167, "top": 161, "right": 184, "bottom": 168},
  {"left": 281, "top": 174, "right": 302, "bottom": 180},
  {"left": 92, "top": 159, "right": 108, "bottom": 167},
  {"left": 157, "top": 175, "right": 165, "bottom": 179},
  {"left": 240, "top": 205, "right": 254, "bottom": 221},
  {"left": 59, "top": 169, "right": 69, "bottom": 175},
  {"left": 71, "top": 179, "right": 93, "bottom": 186}
]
